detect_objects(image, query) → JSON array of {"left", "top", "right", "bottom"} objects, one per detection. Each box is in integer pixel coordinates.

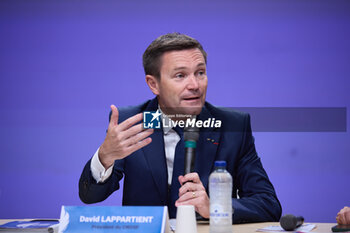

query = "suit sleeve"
[
  {"left": 232, "top": 114, "right": 282, "bottom": 223},
  {"left": 79, "top": 158, "right": 124, "bottom": 204},
  {"left": 79, "top": 109, "right": 128, "bottom": 204}
]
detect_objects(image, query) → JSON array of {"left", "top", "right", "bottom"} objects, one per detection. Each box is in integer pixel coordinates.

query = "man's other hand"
[
  {"left": 98, "top": 105, "right": 154, "bottom": 169},
  {"left": 176, "top": 172, "right": 210, "bottom": 219}
]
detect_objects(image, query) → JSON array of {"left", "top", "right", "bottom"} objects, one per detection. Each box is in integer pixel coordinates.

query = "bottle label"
[{"left": 210, "top": 204, "right": 230, "bottom": 224}]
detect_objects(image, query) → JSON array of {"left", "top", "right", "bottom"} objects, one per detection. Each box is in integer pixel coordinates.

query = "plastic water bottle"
[{"left": 209, "top": 161, "right": 233, "bottom": 233}]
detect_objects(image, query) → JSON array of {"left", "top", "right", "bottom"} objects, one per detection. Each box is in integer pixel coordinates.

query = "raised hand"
[{"left": 98, "top": 105, "right": 154, "bottom": 168}]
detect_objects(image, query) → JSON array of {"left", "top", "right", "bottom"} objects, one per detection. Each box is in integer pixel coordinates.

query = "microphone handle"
[{"left": 184, "top": 147, "right": 196, "bottom": 174}]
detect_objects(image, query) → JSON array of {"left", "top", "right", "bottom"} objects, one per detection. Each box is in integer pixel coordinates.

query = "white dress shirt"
[{"left": 90, "top": 110, "right": 180, "bottom": 185}]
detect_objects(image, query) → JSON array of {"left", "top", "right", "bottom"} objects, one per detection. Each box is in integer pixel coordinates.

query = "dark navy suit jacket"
[{"left": 79, "top": 98, "right": 282, "bottom": 223}]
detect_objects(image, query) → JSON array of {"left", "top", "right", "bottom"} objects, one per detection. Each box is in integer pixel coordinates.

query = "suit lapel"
[
  {"left": 141, "top": 98, "right": 168, "bottom": 201},
  {"left": 195, "top": 105, "right": 221, "bottom": 189}
]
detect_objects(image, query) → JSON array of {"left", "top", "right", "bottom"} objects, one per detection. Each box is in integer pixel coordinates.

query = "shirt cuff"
[{"left": 91, "top": 147, "right": 114, "bottom": 183}]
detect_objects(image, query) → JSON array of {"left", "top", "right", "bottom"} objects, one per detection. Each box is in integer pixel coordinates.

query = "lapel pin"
[{"left": 207, "top": 138, "right": 219, "bottom": 145}]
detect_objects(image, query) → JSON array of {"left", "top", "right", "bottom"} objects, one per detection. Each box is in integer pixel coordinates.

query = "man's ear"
[{"left": 145, "top": 75, "right": 160, "bottom": 95}]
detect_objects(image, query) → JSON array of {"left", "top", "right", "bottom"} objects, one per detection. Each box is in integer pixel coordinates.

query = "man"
[{"left": 79, "top": 33, "right": 282, "bottom": 223}]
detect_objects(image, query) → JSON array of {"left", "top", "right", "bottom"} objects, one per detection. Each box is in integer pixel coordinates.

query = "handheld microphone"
[
  {"left": 280, "top": 214, "right": 304, "bottom": 231},
  {"left": 184, "top": 126, "right": 199, "bottom": 174}
]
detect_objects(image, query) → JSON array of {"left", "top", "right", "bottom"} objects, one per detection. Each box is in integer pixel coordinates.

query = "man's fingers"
[
  {"left": 124, "top": 137, "right": 153, "bottom": 156},
  {"left": 124, "top": 128, "right": 154, "bottom": 147},
  {"left": 176, "top": 190, "right": 207, "bottom": 204},
  {"left": 122, "top": 123, "right": 147, "bottom": 140},
  {"left": 178, "top": 181, "right": 205, "bottom": 197},
  {"left": 175, "top": 190, "right": 210, "bottom": 218},
  {"left": 118, "top": 113, "right": 144, "bottom": 131},
  {"left": 178, "top": 173, "right": 206, "bottom": 199},
  {"left": 109, "top": 105, "right": 119, "bottom": 127},
  {"left": 179, "top": 172, "right": 201, "bottom": 185}
]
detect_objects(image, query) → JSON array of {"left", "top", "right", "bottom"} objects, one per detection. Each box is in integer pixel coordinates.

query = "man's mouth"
[{"left": 183, "top": 96, "right": 201, "bottom": 101}]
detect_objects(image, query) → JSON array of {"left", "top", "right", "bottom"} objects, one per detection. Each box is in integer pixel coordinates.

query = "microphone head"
[
  {"left": 280, "top": 214, "right": 298, "bottom": 231},
  {"left": 184, "top": 126, "right": 199, "bottom": 141}
]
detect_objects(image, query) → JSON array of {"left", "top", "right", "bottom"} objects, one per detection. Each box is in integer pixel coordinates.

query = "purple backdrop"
[{"left": 0, "top": 0, "right": 349, "bottom": 223}]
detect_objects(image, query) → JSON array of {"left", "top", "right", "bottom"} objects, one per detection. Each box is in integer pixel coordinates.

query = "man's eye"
[
  {"left": 197, "top": 70, "right": 206, "bottom": 76},
  {"left": 175, "top": 73, "right": 185, "bottom": 78}
]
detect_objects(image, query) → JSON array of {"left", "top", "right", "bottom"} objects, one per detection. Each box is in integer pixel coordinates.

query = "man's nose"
[{"left": 186, "top": 74, "right": 199, "bottom": 90}]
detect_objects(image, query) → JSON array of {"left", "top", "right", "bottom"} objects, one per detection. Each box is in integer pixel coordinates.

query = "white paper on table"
[{"left": 256, "top": 223, "right": 316, "bottom": 232}]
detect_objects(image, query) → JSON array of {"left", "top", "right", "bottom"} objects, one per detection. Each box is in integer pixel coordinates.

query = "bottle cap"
[{"left": 214, "top": 160, "right": 226, "bottom": 167}]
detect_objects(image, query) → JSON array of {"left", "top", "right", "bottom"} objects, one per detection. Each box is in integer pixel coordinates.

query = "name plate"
[{"left": 58, "top": 206, "right": 169, "bottom": 233}]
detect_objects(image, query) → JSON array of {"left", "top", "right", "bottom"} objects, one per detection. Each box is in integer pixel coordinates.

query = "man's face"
[{"left": 151, "top": 48, "right": 208, "bottom": 116}]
